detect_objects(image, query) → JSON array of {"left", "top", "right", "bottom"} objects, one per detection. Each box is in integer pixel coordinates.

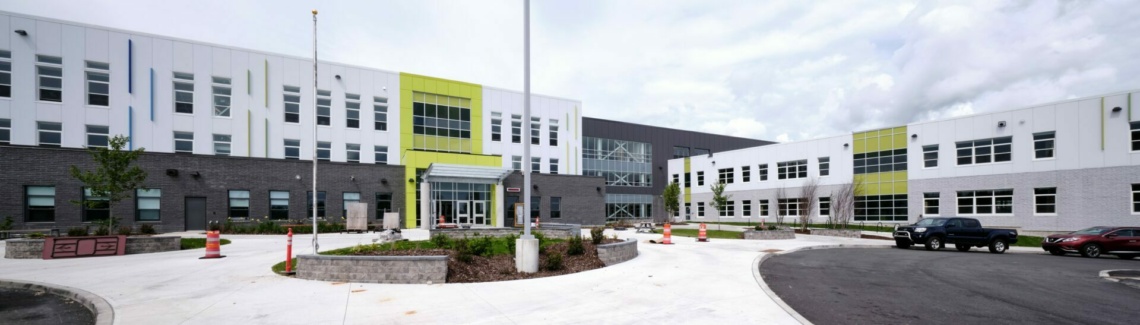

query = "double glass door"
[{"left": 437, "top": 200, "right": 488, "bottom": 226}]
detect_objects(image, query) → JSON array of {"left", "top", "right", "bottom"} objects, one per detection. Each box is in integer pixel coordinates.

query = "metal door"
[
  {"left": 185, "top": 197, "right": 207, "bottom": 231},
  {"left": 473, "top": 201, "right": 486, "bottom": 225},
  {"left": 457, "top": 201, "right": 470, "bottom": 224}
]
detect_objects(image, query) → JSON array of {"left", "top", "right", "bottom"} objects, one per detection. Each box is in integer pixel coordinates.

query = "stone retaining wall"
[
  {"left": 296, "top": 254, "right": 448, "bottom": 284},
  {"left": 809, "top": 229, "right": 862, "bottom": 238},
  {"left": 743, "top": 230, "right": 796, "bottom": 240},
  {"left": 4, "top": 239, "right": 45, "bottom": 259},
  {"left": 429, "top": 227, "right": 577, "bottom": 240},
  {"left": 125, "top": 236, "right": 181, "bottom": 254},
  {"left": 596, "top": 239, "right": 638, "bottom": 266}
]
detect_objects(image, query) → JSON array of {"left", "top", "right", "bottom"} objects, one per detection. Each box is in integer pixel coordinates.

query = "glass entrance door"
[
  {"left": 473, "top": 201, "right": 486, "bottom": 225},
  {"left": 457, "top": 201, "right": 470, "bottom": 224}
]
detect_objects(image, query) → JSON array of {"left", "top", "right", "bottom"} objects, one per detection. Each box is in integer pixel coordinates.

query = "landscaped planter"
[
  {"left": 596, "top": 239, "right": 638, "bottom": 266},
  {"left": 428, "top": 227, "right": 577, "bottom": 240},
  {"left": 742, "top": 230, "right": 796, "bottom": 240},
  {"left": 295, "top": 254, "right": 448, "bottom": 284},
  {"left": 808, "top": 229, "right": 862, "bottom": 238},
  {"left": 4, "top": 236, "right": 182, "bottom": 259}
]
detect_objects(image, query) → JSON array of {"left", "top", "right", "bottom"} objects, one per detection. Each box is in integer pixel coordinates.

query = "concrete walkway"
[{"left": 1, "top": 230, "right": 890, "bottom": 324}]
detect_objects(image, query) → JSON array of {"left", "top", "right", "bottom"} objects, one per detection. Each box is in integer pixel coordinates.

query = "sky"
[{"left": 5, "top": 0, "right": 1140, "bottom": 142}]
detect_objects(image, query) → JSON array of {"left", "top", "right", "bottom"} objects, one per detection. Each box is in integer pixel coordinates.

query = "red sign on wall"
[{"left": 506, "top": 187, "right": 521, "bottom": 193}]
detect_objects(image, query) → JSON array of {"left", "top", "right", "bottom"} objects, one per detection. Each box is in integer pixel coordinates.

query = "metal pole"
[
  {"left": 522, "top": 0, "right": 532, "bottom": 237},
  {"left": 311, "top": 9, "right": 320, "bottom": 254}
]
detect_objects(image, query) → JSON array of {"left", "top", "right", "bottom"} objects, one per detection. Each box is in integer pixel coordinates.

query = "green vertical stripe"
[
  {"left": 265, "top": 118, "right": 269, "bottom": 158},
  {"left": 1130, "top": 93, "right": 1133, "bottom": 121},
  {"left": 247, "top": 70, "right": 251, "bottom": 95}
]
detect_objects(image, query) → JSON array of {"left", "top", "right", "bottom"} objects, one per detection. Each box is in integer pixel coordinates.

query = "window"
[
  {"left": 1132, "top": 122, "right": 1140, "bottom": 152},
  {"left": 683, "top": 203, "right": 690, "bottom": 217},
  {"left": 412, "top": 92, "right": 472, "bottom": 148},
  {"left": 693, "top": 148, "right": 711, "bottom": 156},
  {"left": 672, "top": 174, "right": 679, "bottom": 185},
  {"left": 778, "top": 198, "right": 801, "bottom": 216},
  {"left": 346, "top": 143, "right": 360, "bottom": 163},
  {"left": 854, "top": 149, "right": 907, "bottom": 174},
  {"left": 316, "top": 90, "right": 331, "bottom": 126},
  {"left": 317, "top": 142, "right": 331, "bottom": 161},
  {"left": 212, "top": 77, "right": 232, "bottom": 117},
  {"left": 531, "top": 196, "right": 541, "bottom": 219},
  {"left": 284, "top": 139, "right": 300, "bottom": 159},
  {"left": 1034, "top": 188, "right": 1057, "bottom": 215},
  {"left": 530, "top": 117, "right": 541, "bottom": 145},
  {"left": 82, "top": 188, "right": 110, "bottom": 222},
  {"left": 1034, "top": 132, "right": 1055, "bottom": 159},
  {"left": 86, "top": 125, "right": 109, "bottom": 148},
  {"left": 684, "top": 173, "right": 691, "bottom": 187},
  {"left": 511, "top": 114, "right": 522, "bottom": 143},
  {"left": 551, "top": 197, "right": 562, "bottom": 219},
  {"left": 0, "top": 119, "right": 10, "bottom": 145},
  {"left": 759, "top": 199, "right": 769, "bottom": 216},
  {"left": 26, "top": 186, "right": 55, "bottom": 222},
  {"left": 213, "top": 134, "right": 231, "bottom": 156},
  {"left": 721, "top": 201, "right": 735, "bottom": 217},
  {"left": 1133, "top": 184, "right": 1140, "bottom": 214},
  {"left": 718, "top": 168, "right": 734, "bottom": 184},
  {"left": 759, "top": 164, "right": 769, "bottom": 181},
  {"left": 37, "top": 55, "right": 63, "bottom": 102},
  {"left": 512, "top": 156, "right": 522, "bottom": 170},
  {"left": 697, "top": 202, "right": 705, "bottom": 217},
  {"left": 819, "top": 157, "right": 830, "bottom": 176},
  {"left": 923, "top": 145, "right": 938, "bottom": 168},
  {"left": 777, "top": 160, "right": 808, "bottom": 180},
  {"left": 697, "top": 171, "right": 705, "bottom": 186},
  {"left": 532, "top": 157, "right": 541, "bottom": 173},
  {"left": 549, "top": 119, "right": 559, "bottom": 146},
  {"left": 819, "top": 197, "right": 831, "bottom": 217},
  {"left": 673, "top": 146, "right": 690, "bottom": 159},
  {"left": 86, "top": 61, "right": 110, "bottom": 106},
  {"left": 283, "top": 85, "right": 301, "bottom": 123},
  {"left": 269, "top": 191, "right": 289, "bottom": 220},
  {"left": 550, "top": 158, "right": 559, "bottom": 174},
  {"left": 307, "top": 191, "right": 327, "bottom": 218},
  {"left": 174, "top": 132, "right": 194, "bottom": 153},
  {"left": 742, "top": 166, "right": 751, "bottom": 182},
  {"left": 136, "top": 189, "right": 161, "bottom": 221},
  {"left": 0, "top": 50, "right": 10, "bottom": 97},
  {"left": 37, "top": 122, "right": 62, "bottom": 147},
  {"left": 173, "top": 72, "right": 194, "bottom": 114},
  {"left": 743, "top": 200, "right": 752, "bottom": 217},
  {"left": 374, "top": 146, "right": 388, "bottom": 165},
  {"left": 923, "top": 192, "right": 940, "bottom": 216},
  {"left": 343, "top": 192, "right": 361, "bottom": 217},
  {"left": 582, "top": 137, "right": 652, "bottom": 187},
  {"left": 491, "top": 112, "right": 502, "bottom": 141},
  {"left": 345, "top": 93, "right": 360, "bottom": 128},
  {"left": 228, "top": 190, "right": 250, "bottom": 218},
  {"left": 375, "top": 192, "right": 393, "bottom": 215},
  {"left": 373, "top": 96, "right": 388, "bottom": 130},
  {"left": 855, "top": 195, "right": 908, "bottom": 221},
  {"left": 957, "top": 189, "right": 1013, "bottom": 215},
  {"left": 956, "top": 137, "right": 1012, "bottom": 165}
]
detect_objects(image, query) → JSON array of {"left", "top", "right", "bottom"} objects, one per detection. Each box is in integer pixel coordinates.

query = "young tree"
[
  {"left": 709, "top": 182, "right": 731, "bottom": 231},
  {"left": 775, "top": 186, "right": 787, "bottom": 226},
  {"left": 798, "top": 177, "right": 820, "bottom": 231},
  {"left": 662, "top": 181, "right": 681, "bottom": 224},
  {"left": 830, "top": 179, "right": 863, "bottom": 229},
  {"left": 70, "top": 135, "right": 147, "bottom": 233}
]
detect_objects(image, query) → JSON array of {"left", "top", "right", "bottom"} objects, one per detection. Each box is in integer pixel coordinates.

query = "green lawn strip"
[
  {"left": 1013, "top": 235, "right": 1044, "bottom": 248},
  {"left": 180, "top": 238, "right": 232, "bottom": 250},
  {"left": 701, "top": 221, "right": 896, "bottom": 233},
  {"left": 653, "top": 228, "right": 740, "bottom": 239},
  {"left": 271, "top": 259, "right": 297, "bottom": 274}
]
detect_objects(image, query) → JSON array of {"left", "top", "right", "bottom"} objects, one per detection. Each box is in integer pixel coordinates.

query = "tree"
[
  {"left": 70, "top": 135, "right": 147, "bottom": 234},
  {"left": 829, "top": 179, "right": 863, "bottom": 229},
  {"left": 798, "top": 177, "right": 820, "bottom": 231},
  {"left": 775, "top": 186, "right": 788, "bottom": 226},
  {"left": 709, "top": 182, "right": 731, "bottom": 231},
  {"left": 662, "top": 181, "right": 681, "bottom": 224}
]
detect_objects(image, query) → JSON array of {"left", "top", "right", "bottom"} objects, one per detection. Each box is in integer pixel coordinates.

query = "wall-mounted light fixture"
[
  {"left": 911, "top": 134, "right": 918, "bottom": 139},
  {"left": 596, "top": 187, "right": 601, "bottom": 192},
  {"left": 335, "top": 74, "right": 341, "bottom": 80},
  {"left": 532, "top": 184, "right": 539, "bottom": 190},
  {"left": 711, "top": 161, "right": 716, "bottom": 165},
  {"left": 191, "top": 171, "right": 201, "bottom": 179},
  {"left": 997, "top": 121, "right": 1007, "bottom": 128},
  {"left": 350, "top": 175, "right": 355, "bottom": 182},
  {"left": 843, "top": 143, "right": 849, "bottom": 148},
  {"left": 658, "top": 166, "right": 663, "bottom": 170},
  {"left": 408, "top": 178, "right": 416, "bottom": 184},
  {"left": 165, "top": 169, "right": 179, "bottom": 177},
  {"left": 14, "top": 30, "right": 27, "bottom": 36},
  {"left": 381, "top": 178, "right": 388, "bottom": 185},
  {"left": 1112, "top": 106, "right": 1123, "bottom": 113}
]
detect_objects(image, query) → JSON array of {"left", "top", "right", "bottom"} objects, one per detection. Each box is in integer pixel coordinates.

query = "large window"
[
  {"left": 269, "top": 191, "right": 289, "bottom": 220},
  {"left": 1132, "top": 122, "right": 1140, "bottom": 152},
  {"left": 317, "top": 142, "right": 331, "bottom": 161},
  {"left": 819, "top": 197, "right": 831, "bottom": 217},
  {"left": 759, "top": 164, "right": 769, "bottom": 181},
  {"left": 229, "top": 190, "right": 250, "bottom": 218},
  {"left": 718, "top": 168, "right": 734, "bottom": 184},
  {"left": 37, "top": 122, "right": 62, "bottom": 147},
  {"left": 923, "top": 192, "right": 939, "bottom": 216},
  {"left": 759, "top": 199, "right": 769, "bottom": 216},
  {"left": 673, "top": 146, "right": 690, "bottom": 159},
  {"left": 374, "top": 96, "right": 389, "bottom": 131},
  {"left": 343, "top": 192, "right": 361, "bottom": 217},
  {"left": 374, "top": 146, "right": 388, "bottom": 164},
  {"left": 283, "top": 85, "right": 301, "bottom": 123},
  {"left": 550, "top": 158, "right": 559, "bottom": 174},
  {"left": 345, "top": 93, "right": 360, "bottom": 128},
  {"left": 491, "top": 112, "right": 502, "bottom": 142},
  {"left": 684, "top": 173, "right": 690, "bottom": 187},
  {"left": 213, "top": 134, "right": 231, "bottom": 156},
  {"left": 85, "top": 61, "right": 110, "bottom": 106},
  {"left": 819, "top": 157, "right": 830, "bottom": 176},
  {"left": 412, "top": 91, "right": 471, "bottom": 140},
  {"left": 697, "top": 171, "right": 705, "bottom": 186},
  {"left": 957, "top": 137, "right": 1012, "bottom": 165},
  {"left": 743, "top": 200, "right": 752, "bottom": 217},
  {"left": 742, "top": 166, "right": 751, "bottom": 182},
  {"left": 511, "top": 114, "right": 522, "bottom": 143},
  {"left": 26, "top": 186, "right": 56, "bottom": 222},
  {"left": 1133, "top": 184, "right": 1140, "bottom": 214},
  {"left": 0, "top": 119, "right": 10, "bottom": 145},
  {"left": 549, "top": 119, "right": 559, "bottom": 146},
  {"left": 82, "top": 188, "right": 109, "bottom": 222},
  {"left": 375, "top": 192, "right": 393, "bottom": 215},
  {"left": 346, "top": 143, "right": 360, "bottom": 163},
  {"left": 855, "top": 195, "right": 908, "bottom": 221},
  {"left": 86, "top": 125, "right": 109, "bottom": 148},
  {"left": 307, "top": 191, "right": 327, "bottom": 218},
  {"left": 136, "top": 188, "right": 161, "bottom": 221},
  {"left": 212, "top": 77, "right": 231, "bottom": 117},
  {"left": 512, "top": 156, "right": 522, "bottom": 170},
  {"left": 173, "top": 72, "right": 194, "bottom": 114},
  {"left": 777, "top": 160, "right": 808, "bottom": 180},
  {"left": 720, "top": 201, "right": 735, "bottom": 217},
  {"left": 697, "top": 202, "right": 705, "bottom": 217},
  {"left": 530, "top": 117, "right": 541, "bottom": 145},
  {"left": 531, "top": 157, "right": 541, "bottom": 173},
  {"left": 174, "top": 132, "right": 193, "bottom": 153},
  {"left": 1034, "top": 187, "right": 1057, "bottom": 215},
  {"left": 551, "top": 197, "right": 562, "bottom": 219},
  {"left": 316, "top": 90, "right": 331, "bottom": 126},
  {"left": 0, "top": 50, "right": 10, "bottom": 98},
  {"left": 778, "top": 198, "right": 801, "bottom": 216},
  {"left": 923, "top": 145, "right": 939, "bottom": 168},
  {"left": 855, "top": 149, "right": 906, "bottom": 174},
  {"left": 284, "top": 139, "right": 300, "bottom": 159},
  {"left": 582, "top": 137, "right": 653, "bottom": 187},
  {"left": 957, "top": 189, "right": 1013, "bottom": 215},
  {"left": 1034, "top": 131, "right": 1055, "bottom": 159},
  {"left": 37, "top": 55, "right": 63, "bottom": 102}
]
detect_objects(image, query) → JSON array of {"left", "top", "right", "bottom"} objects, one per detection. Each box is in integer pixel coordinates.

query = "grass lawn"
[
  {"left": 701, "top": 221, "right": 896, "bottom": 233},
  {"left": 272, "top": 259, "right": 297, "bottom": 274},
  {"left": 180, "top": 238, "right": 232, "bottom": 250},
  {"left": 653, "top": 228, "right": 741, "bottom": 239},
  {"left": 1013, "top": 235, "right": 1044, "bottom": 248}
]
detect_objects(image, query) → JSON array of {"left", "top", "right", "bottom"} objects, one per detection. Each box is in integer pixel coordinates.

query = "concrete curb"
[
  {"left": 1098, "top": 269, "right": 1140, "bottom": 289},
  {"left": 751, "top": 244, "right": 894, "bottom": 325},
  {"left": 0, "top": 279, "right": 114, "bottom": 325}
]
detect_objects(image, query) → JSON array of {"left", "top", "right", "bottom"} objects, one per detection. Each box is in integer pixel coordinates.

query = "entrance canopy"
[{"left": 422, "top": 163, "right": 512, "bottom": 185}]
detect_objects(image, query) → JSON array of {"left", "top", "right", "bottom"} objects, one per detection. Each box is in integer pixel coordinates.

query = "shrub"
[
  {"left": 139, "top": 224, "right": 157, "bottom": 235},
  {"left": 469, "top": 236, "right": 494, "bottom": 257},
  {"left": 453, "top": 238, "right": 474, "bottom": 264},
  {"left": 94, "top": 226, "right": 110, "bottom": 236},
  {"left": 567, "top": 235, "right": 585, "bottom": 256},
  {"left": 117, "top": 226, "right": 133, "bottom": 236},
  {"left": 0, "top": 216, "right": 13, "bottom": 231},
  {"left": 504, "top": 233, "right": 518, "bottom": 252},
  {"left": 533, "top": 231, "right": 550, "bottom": 251},
  {"left": 67, "top": 227, "right": 88, "bottom": 237},
  {"left": 430, "top": 233, "right": 451, "bottom": 248},
  {"left": 27, "top": 232, "right": 45, "bottom": 239},
  {"left": 544, "top": 252, "right": 564, "bottom": 271},
  {"left": 753, "top": 225, "right": 779, "bottom": 231},
  {"left": 207, "top": 221, "right": 222, "bottom": 232},
  {"left": 590, "top": 227, "right": 605, "bottom": 245}
]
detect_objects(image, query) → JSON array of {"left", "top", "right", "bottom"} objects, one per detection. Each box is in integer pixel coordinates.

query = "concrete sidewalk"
[{"left": 0, "top": 230, "right": 889, "bottom": 324}]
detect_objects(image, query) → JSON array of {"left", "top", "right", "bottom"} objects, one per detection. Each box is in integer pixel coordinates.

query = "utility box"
[{"left": 346, "top": 202, "right": 369, "bottom": 232}]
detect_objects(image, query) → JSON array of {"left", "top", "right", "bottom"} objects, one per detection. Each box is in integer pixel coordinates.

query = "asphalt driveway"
[{"left": 761, "top": 248, "right": 1140, "bottom": 325}]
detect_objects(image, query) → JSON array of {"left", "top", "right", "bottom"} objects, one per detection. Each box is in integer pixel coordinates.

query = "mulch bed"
[{"left": 351, "top": 238, "right": 624, "bottom": 283}]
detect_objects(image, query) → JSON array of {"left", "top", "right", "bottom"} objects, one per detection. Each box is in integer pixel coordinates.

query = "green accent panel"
[
  {"left": 399, "top": 73, "right": 483, "bottom": 155},
  {"left": 853, "top": 126, "right": 907, "bottom": 154},
  {"left": 683, "top": 157, "right": 692, "bottom": 202},
  {"left": 1130, "top": 93, "right": 1133, "bottom": 121},
  {"left": 264, "top": 60, "right": 268, "bottom": 108},
  {"left": 400, "top": 150, "right": 501, "bottom": 229},
  {"left": 411, "top": 135, "right": 473, "bottom": 153}
]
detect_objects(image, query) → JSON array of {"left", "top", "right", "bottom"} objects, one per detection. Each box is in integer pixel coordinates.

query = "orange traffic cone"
[
  {"left": 199, "top": 231, "right": 226, "bottom": 259},
  {"left": 662, "top": 223, "right": 673, "bottom": 245},
  {"left": 697, "top": 223, "right": 709, "bottom": 242}
]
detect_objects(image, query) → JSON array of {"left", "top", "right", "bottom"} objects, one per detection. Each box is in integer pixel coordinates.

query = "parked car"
[
  {"left": 1042, "top": 226, "right": 1139, "bottom": 259},
  {"left": 893, "top": 217, "right": 1019, "bottom": 254}
]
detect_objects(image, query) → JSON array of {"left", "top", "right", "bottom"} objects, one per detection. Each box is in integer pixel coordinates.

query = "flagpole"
[{"left": 311, "top": 9, "right": 320, "bottom": 254}]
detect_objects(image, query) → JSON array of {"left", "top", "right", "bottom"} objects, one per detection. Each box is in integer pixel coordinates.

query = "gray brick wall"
[
  {"left": 742, "top": 230, "right": 796, "bottom": 240},
  {"left": 296, "top": 254, "right": 448, "bottom": 284},
  {"left": 428, "top": 227, "right": 577, "bottom": 240},
  {"left": 3, "top": 239, "right": 45, "bottom": 259},
  {"left": 502, "top": 172, "right": 606, "bottom": 226},
  {"left": 596, "top": 239, "right": 638, "bottom": 266},
  {"left": 124, "top": 236, "right": 181, "bottom": 254}
]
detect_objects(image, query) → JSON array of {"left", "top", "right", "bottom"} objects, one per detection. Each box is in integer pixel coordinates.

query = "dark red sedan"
[{"left": 1042, "top": 226, "right": 1140, "bottom": 259}]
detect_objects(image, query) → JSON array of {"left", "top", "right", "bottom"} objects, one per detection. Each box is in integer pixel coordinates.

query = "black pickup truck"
[{"left": 893, "top": 217, "right": 1019, "bottom": 254}]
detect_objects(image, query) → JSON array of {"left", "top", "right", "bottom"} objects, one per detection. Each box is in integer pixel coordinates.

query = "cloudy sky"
[{"left": 7, "top": 0, "right": 1139, "bottom": 142}]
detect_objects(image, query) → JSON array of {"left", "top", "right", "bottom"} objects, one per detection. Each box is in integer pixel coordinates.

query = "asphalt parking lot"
[
  {"left": 0, "top": 288, "right": 94, "bottom": 325},
  {"left": 761, "top": 248, "right": 1140, "bottom": 325}
]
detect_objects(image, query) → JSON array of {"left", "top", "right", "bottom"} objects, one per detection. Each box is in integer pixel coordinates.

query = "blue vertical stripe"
[
  {"left": 149, "top": 68, "right": 155, "bottom": 121},
  {"left": 128, "top": 106, "right": 134, "bottom": 150},
  {"left": 128, "top": 40, "right": 133, "bottom": 94}
]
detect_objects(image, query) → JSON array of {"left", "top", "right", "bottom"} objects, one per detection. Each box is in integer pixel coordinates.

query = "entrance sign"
[{"left": 506, "top": 187, "right": 521, "bottom": 193}]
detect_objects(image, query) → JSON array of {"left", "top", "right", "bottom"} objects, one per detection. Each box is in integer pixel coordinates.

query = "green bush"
[
  {"left": 544, "top": 251, "right": 564, "bottom": 271},
  {"left": 207, "top": 221, "right": 222, "bottom": 231},
  {"left": 28, "top": 232, "right": 45, "bottom": 239},
  {"left": 453, "top": 238, "right": 474, "bottom": 263},
  {"left": 505, "top": 233, "right": 518, "bottom": 252},
  {"left": 0, "top": 216, "right": 14, "bottom": 231},
  {"left": 590, "top": 227, "right": 605, "bottom": 245},
  {"left": 67, "top": 227, "right": 88, "bottom": 237},
  {"left": 534, "top": 231, "right": 551, "bottom": 251},
  {"left": 94, "top": 226, "right": 110, "bottom": 236},
  {"left": 430, "top": 233, "right": 452, "bottom": 248},
  {"left": 117, "top": 226, "right": 132, "bottom": 236},
  {"left": 567, "top": 235, "right": 585, "bottom": 256},
  {"left": 139, "top": 224, "right": 157, "bottom": 235},
  {"left": 469, "top": 236, "right": 494, "bottom": 257}
]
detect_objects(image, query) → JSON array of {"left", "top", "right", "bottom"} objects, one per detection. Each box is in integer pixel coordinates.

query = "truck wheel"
[
  {"left": 895, "top": 240, "right": 911, "bottom": 249},
  {"left": 955, "top": 244, "right": 970, "bottom": 252},
  {"left": 1048, "top": 249, "right": 1065, "bottom": 256},
  {"left": 988, "top": 238, "right": 1008, "bottom": 254},
  {"left": 1079, "top": 244, "right": 1101, "bottom": 258},
  {"left": 924, "top": 236, "right": 943, "bottom": 251}
]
